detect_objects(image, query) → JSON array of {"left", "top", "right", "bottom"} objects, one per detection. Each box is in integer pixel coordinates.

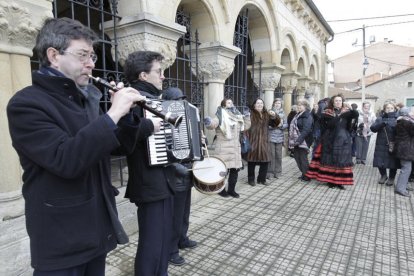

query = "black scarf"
[{"left": 130, "top": 80, "right": 161, "bottom": 98}]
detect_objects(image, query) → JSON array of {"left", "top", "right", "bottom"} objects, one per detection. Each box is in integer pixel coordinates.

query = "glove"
[{"left": 203, "top": 117, "right": 212, "bottom": 126}]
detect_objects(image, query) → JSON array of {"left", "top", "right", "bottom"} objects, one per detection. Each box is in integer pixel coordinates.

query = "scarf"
[
  {"left": 215, "top": 107, "right": 244, "bottom": 139},
  {"left": 288, "top": 111, "right": 308, "bottom": 150},
  {"left": 130, "top": 80, "right": 162, "bottom": 98}
]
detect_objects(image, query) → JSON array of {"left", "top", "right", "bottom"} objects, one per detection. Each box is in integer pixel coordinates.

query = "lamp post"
[{"left": 361, "top": 24, "right": 369, "bottom": 103}]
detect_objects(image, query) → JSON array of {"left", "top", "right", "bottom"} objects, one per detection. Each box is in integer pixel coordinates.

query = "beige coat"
[{"left": 206, "top": 109, "right": 250, "bottom": 169}]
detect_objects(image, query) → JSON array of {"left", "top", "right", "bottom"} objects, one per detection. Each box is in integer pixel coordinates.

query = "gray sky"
[{"left": 312, "top": 0, "right": 414, "bottom": 60}]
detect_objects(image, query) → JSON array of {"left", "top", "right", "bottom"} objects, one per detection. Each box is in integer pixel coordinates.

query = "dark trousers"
[
  {"left": 226, "top": 168, "right": 239, "bottom": 193},
  {"left": 379, "top": 168, "right": 397, "bottom": 179},
  {"left": 247, "top": 162, "right": 268, "bottom": 183},
  {"left": 293, "top": 147, "right": 309, "bottom": 176},
  {"left": 171, "top": 189, "right": 192, "bottom": 258},
  {"left": 135, "top": 197, "right": 173, "bottom": 276},
  {"left": 33, "top": 254, "right": 106, "bottom": 276}
]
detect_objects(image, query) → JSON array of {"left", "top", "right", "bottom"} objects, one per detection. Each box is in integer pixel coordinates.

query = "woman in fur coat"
[{"left": 246, "top": 98, "right": 280, "bottom": 186}]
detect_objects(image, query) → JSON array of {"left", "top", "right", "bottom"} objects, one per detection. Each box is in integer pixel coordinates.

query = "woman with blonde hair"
[
  {"left": 288, "top": 99, "right": 314, "bottom": 181},
  {"left": 267, "top": 98, "right": 288, "bottom": 179}
]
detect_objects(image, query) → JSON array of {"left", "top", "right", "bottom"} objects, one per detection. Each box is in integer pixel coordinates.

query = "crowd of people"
[{"left": 6, "top": 17, "right": 414, "bottom": 276}]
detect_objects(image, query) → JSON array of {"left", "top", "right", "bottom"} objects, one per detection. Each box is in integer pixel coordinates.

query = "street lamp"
[
  {"left": 361, "top": 25, "right": 368, "bottom": 103},
  {"left": 361, "top": 56, "right": 369, "bottom": 103}
]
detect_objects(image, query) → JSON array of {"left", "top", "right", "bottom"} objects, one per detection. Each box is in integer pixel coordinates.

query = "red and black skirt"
[{"left": 306, "top": 144, "right": 354, "bottom": 185}]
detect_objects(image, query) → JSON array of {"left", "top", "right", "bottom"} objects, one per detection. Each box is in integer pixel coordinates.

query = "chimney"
[{"left": 409, "top": 56, "right": 414, "bottom": 67}]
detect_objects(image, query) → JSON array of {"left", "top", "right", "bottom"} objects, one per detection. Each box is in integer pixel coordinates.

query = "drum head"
[{"left": 192, "top": 157, "right": 227, "bottom": 195}]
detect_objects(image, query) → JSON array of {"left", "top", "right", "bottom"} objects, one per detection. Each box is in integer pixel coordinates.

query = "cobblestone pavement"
[{"left": 106, "top": 139, "right": 414, "bottom": 276}]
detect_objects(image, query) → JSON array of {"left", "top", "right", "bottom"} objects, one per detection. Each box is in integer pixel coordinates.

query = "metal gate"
[
  {"left": 164, "top": 9, "right": 204, "bottom": 116},
  {"left": 224, "top": 10, "right": 262, "bottom": 112}
]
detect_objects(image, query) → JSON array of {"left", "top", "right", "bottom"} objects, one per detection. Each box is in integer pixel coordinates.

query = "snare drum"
[{"left": 192, "top": 156, "right": 227, "bottom": 195}]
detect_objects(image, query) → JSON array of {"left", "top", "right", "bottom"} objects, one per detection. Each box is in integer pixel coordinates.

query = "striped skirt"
[{"left": 306, "top": 144, "right": 354, "bottom": 185}]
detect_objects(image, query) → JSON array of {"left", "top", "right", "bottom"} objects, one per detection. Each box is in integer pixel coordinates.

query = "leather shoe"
[
  {"left": 407, "top": 187, "right": 413, "bottom": 191},
  {"left": 337, "top": 185, "right": 345, "bottom": 190},
  {"left": 248, "top": 181, "right": 256, "bottom": 186},
  {"left": 179, "top": 240, "right": 198, "bottom": 249},
  {"left": 169, "top": 255, "right": 185, "bottom": 266},
  {"left": 228, "top": 191, "right": 240, "bottom": 198},
  {"left": 218, "top": 190, "right": 229, "bottom": 197},
  {"left": 395, "top": 190, "right": 410, "bottom": 197},
  {"left": 258, "top": 181, "right": 269, "bottom": 186}
]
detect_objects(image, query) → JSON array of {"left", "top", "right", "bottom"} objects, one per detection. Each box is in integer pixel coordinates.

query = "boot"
[
  {"left": 386, "top": 178, "right": 395, "bottom": 186},
  {"left": 378, "top": 175, "right": 388, "bottom": 184},
  {"left": 218, "top": 190, "right": 229, "bottom": 197}
]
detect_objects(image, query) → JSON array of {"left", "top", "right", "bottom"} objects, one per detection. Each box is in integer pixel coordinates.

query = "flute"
[{"left": 89, "top": 75, "right": 183, "bottom": 127}]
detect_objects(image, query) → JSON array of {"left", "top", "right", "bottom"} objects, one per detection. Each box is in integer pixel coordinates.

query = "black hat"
[{"left": 162, "top": 87, "right": 186, "bottom": 100}]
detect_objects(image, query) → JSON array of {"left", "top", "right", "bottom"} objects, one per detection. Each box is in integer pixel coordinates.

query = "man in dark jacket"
[
  {"left": 123, "top": 51, "right": 175, "bottom": 276},
  {"left": 6, "top": 18, "right": 145, "bottom": 275},
  {"left": 162, "top": 87, "right": 198, "bottom": 266}
]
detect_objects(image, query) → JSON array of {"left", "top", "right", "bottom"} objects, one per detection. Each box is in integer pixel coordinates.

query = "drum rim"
[{"left": 192, "top": 156, "right": 227, "bottom": 185}]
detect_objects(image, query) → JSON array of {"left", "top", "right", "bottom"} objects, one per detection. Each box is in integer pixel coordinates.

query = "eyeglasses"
[
  {"left": 150, "top": 68, "right": 164, "bottom": 76},
  {"left": 62, "top": 50, "right": 98, "bottom": 64}
]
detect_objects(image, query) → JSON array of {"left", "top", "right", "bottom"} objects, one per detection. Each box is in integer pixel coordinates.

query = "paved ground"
[{"left": 106, "top": 138, "right": 414, "bottom": 276}]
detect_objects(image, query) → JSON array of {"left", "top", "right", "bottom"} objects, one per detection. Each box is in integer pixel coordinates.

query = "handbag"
[
  {"left": 383, "top": 127, "right": 395, "bottom": 154},
  {"left": 240, "top": 132, "right": 251, "bottom": 154}
]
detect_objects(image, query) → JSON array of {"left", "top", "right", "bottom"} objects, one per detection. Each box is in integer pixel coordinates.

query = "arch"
[
  {"left": 280, "top": 28, "right": 298, "bottom": 71},
  {"left": 231, "top": 1, "right": 277, "bottom": 63},
  {"left": 281, "top": 48, "right": 292, "bottom": 72},
  {"left": 174, "top": 0, "right": 219, "bottom": 42},
  {"left": 310, "top": 53, "right": 320, "bottom": 81},
  {"left": 309, "top": 64, "right": 316, "bottom": 80},
  {"left": 297, "top": 57, "right": 305, "bottom": 76},
  {"left": 298, "top": 41, "right": 310, "bottom": 71}
]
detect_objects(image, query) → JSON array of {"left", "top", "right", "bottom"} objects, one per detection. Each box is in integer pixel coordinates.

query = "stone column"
[
  {"left": 195, "top": 42, "right": 240, "bottom": 142},
  {"left": 0, "top": 1, "right": 52, "bottom": 219},
  {"left": 0, "top": 1, "right": 52, "bottom": 275},
  {"left": 297, "top": 76, "right": 311, "bottom": 102},
  {"left": 307, "top": 81, "right": 321, "bottom": 108},
  {"left": 249, "top": 63, "right": 283, "bottom": 110},
  {"left": 281, "top": 72, "right": 299, "bottom": 115},
  {"left": 103, "top": 12, "right": 186, "bottom": 68}
]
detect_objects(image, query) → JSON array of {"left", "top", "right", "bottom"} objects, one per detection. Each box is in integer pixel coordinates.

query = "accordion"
[{"left": 144, "top": 100, "right": 204, "bottom": 166}]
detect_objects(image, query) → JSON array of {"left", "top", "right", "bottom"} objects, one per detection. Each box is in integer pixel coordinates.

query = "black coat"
[
  {"left": 320, "top": 108, "right": 359, "bottom": 167},
  {"left": 7, "top": 72, "right": 136, "bottom": 270},
  {"left": 295, "top": 109, "right": 314, "bottom": 147},
  {"left": 124, "top": 81, "right": 175, "bottom": 204},
  {"left": 370, "top": 112, "right": 399, "bottom": 169},
  {"left": 394, "top": 117, "right": 414, "bottom": 161}
]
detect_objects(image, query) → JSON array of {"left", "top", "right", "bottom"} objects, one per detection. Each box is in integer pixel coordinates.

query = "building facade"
[
  {"left": 355, "top": 68, "right": 414, "bottom": 112},
  {"left": 0, "top": 0, "right": 333, "bottom": 274}
]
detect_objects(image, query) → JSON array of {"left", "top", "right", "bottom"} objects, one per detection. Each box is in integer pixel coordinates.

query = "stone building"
[
  {"left": 0, "top": 0, "right": 333, "bottom": 274},
  {"left": 354, "top": 67, "right": 414, "bottom": 111},
  {"left": 331, "top": 41, "right": 414, "bottom": 90}
]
